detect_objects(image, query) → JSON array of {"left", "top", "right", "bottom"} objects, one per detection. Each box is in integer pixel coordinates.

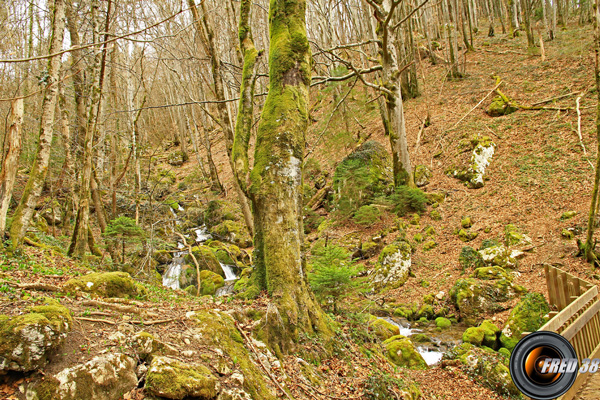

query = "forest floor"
[{"left": 2, "top": 22, "right": 600, "bottom": 400}]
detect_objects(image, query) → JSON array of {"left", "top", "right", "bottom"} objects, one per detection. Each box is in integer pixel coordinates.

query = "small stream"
[
  {"left": 161, "top": 212, "right": 239, "bottom": 294},
  {"left": 384, "top": 318, "right": 464, "bottom": 366}
]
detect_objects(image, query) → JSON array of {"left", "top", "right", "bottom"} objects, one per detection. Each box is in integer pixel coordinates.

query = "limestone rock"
[
  {"left": 372, "top": 241, "right": 412, "bottom": 289},
  {"left": 414, "top": 165, "right": 432, "bottom": 187},
  {"left": 500, "top": 292, "right": 550, "bottom": 351},
  {"left": 383, "top": 335, "right": 427, "bottom": 369},
  {"left": 64, "top": 272, "right": 146, "bottom": 299},
  {"left": 478, "top": 245, "right": 516, "bottom": 269},
  {"left": 26, "top": 353, "right": 137, "bottom": 400},
  {"left": 145, "top": 356, "right": 219, "bottom": 400},
  {"left": 0, "top": 301, "right": 72, "bottom": 373},
  {"left": 368, "top": 316, "right": 400, "bottom": 340},
  {"left": 133, "top": 332, "right": 178, "bottom": 361}
]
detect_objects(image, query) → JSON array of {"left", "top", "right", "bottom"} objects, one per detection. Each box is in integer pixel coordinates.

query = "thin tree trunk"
[
  {"left": 9, "top": 0, "right": 66, "bottom": 250},
  {"left": 188, "top": 0, "right": 254, "bottom": 237},
  {"left": 0, "top": 99, "right": 24, "bottom": 239}
]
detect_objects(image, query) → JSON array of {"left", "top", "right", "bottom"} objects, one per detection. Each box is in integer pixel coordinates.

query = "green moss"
[
  {"left": 424, "top": 226, "right": 436, "bottom": 236},
  {"left": 204, "top": 199, "right": 240, "bottom": 227},
  {"left": 430, "top": 210, "right": 441, "bottom": 221},
  {"left": 383, "top": 335, "right": 427, "bottom": 369},
  {"left": 199, "top": 270, "right": 225, "bottom": 296},
  {"left": 422, "top": 240, "right": 437, "bottom": 251},
  {"left": 410, "top": 213, "right": 420, "bottom": 225},
  {"left": 435, "top": 317, "right": 451, "bottom": 329},
  {"left": 193, "top": 311, "right": 276, "bottom": 399},
  {"left": 368, "top": 316, "right": 400, "bottom": 341},
  {"left": 210, "top": 220, "right": 252, "bottom": 248},
  {"left": 458, "top": 229, "right": 478, "bottom": 242},
  {"left": 64, "top": 272, "right": 146, "bottom": 299},
  {"left": 145, "top": 356, "right": 218, "bottom": 399},
  {"left": 353, "top": 205, "right": 382, "bottom": 226},
  {"left": 410, "top": 333, "right": 432, "bottom": 343},
  {"left": 561, "top": 211, "right": 577, "bottom": 220},
  {"left": 417, "top": 304, "right": 434, "bottom": 319},
  {"left": 561, "top": 229, "right": 574, "bottom": 239},
  {"left": 185, "top": 246, "right": 223, "bottom": 277},
  {"left": 472, "top": 267, "right": 510, "bottom": 280},
  {"left": 461, "top": 216, "right": 472, "bottom": 228},
  {"left": 459, "top": 246, "right": 484, "bottom": 271},
  {"left": 413, "top": 233, "right": 423, "bottom": 243},
  {"left": 414, "top": 165, "right": 432, "bottom": 187},
  {"left": 462, "top": 326, "right": 485, "bottom": 345},
  {"left": 499, "top": 292, "right": 550, "bottom": 351},
  {"left": 393, "top": 305, "right": 416, "bottom": 320}
]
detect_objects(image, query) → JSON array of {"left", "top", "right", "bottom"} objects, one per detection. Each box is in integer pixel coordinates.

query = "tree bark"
[
  {"left": 188, "top": 0, "right": 255, "bottom": 237},
  {"left": 0, "top": 99, "right": 24, "bottom": 239},
  {"left": 9, "top": 0, "right": 65, "bottom": 250},
  {"left": 236, "top": 0, "right": 331, "bottom": 354}
]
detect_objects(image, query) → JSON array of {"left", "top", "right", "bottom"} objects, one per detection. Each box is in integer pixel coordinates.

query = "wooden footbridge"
[{"left": 535, "top": 265, "right": 600, "bottom": 400}]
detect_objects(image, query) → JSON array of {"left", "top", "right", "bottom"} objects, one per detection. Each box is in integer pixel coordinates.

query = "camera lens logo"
[{"left": 510, "top": 331, "right": 578, "bottom": 400}]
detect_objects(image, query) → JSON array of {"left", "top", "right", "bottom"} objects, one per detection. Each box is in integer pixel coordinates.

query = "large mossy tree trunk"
[
  {"left": 0, "top": 99, "right": 24, "bottom": 239},
  {"left": 9, "top": 0, "right": 65, "bottom": 251},
  {"left": 233, "top": 0, "right": 331, "bottom": 354}
]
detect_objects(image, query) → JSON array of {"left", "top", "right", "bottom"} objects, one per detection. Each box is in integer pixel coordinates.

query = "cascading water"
[{"left": 161, "top": 206, "right": 239, "bottom": 295}]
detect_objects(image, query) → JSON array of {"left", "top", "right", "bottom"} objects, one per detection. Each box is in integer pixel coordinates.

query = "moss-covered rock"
[
  {"left": 450, "top": 344, "right": 519, "bottom": 396},
  {"left": 192, "top": 311, "right": 276, "bottom": 399},
  {"left": 394, "top": 304, "right": 417, "bottom": 320},
  {"left": 561, "top": 211, "right": 577, "bottom": 220},
  {"left": 167, "top": 150, "right": 187, "bottom": 166},
  {"left": 472, "top": 266, "right": 510, "bottom": 280},
  {"left": 185, "top": 246, "right": 223, "bottom": 277},
  {"left": 234, "top": 268, "right": 260, "bottom": 300},
  {"left": 210, "top": 220, "right": 252, "bottom": 248},
  {"left": 462, "top": 320, "right": 500, "bottom": 349},
  {"left": 414, "top": 165, "right": 432, "bottom": 187},
  {"left": 361, "top": 241, "right": 380, "bottom": 259},
  {"left": 422, "top": 240, "right": 437, "bottom": 251},
  {"left": 383, "top": 335, "right": 427, "bottom": 369},
  {"left": 504, "top": 224, "right": 532, "bottom": 247},
  {"left": 462, "top": 326, "right": 485, "bottom": 346},
  {"left": 459, "top": 246, "right": 484, "bottom": 271},
  {"left": 486, "top": 96, "right": 517, "bottom": 117},
  {"left": 200, "top": 270, "right": 225, "bottom": 296},
  {"left": 410, "top": 333, "right": 432, "bottom": 343},
  {"left": 435, "top": 317, "right": 451, "bottom": 329},
  {"left": 64, "top": 272, "right": 146, "bottom": 299},
  {"left": 26, "top": 353, "right": 137, "bottom": 400},
  {"left": 425, "top": 226, "right": 436, "bottom": 236},
  {"left": 204, "top": 200, "right": 240, "bottom": 228},
  {"left": 499, "top": 292, "right": 550, "bottom": 351},
  {"left": 458, "top": 229, "right": 478, "bottom": 242},
  {"left": 145, "top": 356, "right": 219, "bottom": 399},
  {"left": 0, "top": 300, "right": 72, "bottom": 373},
  {"left": 429, "top": 210, "right": 441, "bottom": 221},
  {"left": 153, "top": 250, "right": 173, "bottom": 265},
  {"left": 333, "top": 140, "right": 393, "bottom": 215},
  {"left": 461, "top": 216, "right": 472, "bottom": 228},
  {"left": 368, "top": 316, "right": 400, "bottom": 340},
  {"left": 478, "top": 245, "right": 516, "bottom": 269},
  {"left": 450, "top": 277, "right": 525, "bottom": 324},
  {"left": 373, "top": 241, "right": 412, "bottom": 289},
  {"left": 561, "top": 229, "right": 574, "bottom": 239}
]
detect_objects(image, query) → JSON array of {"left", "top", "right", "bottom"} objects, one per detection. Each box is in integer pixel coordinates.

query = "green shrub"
[
  {"left": 308, "top": 246, "right": 362, "bottom": 313},
  {"left": 387, "top": 186, "right": 428, "bottom": 216},
  {"left": 353, "top": 205, "right": 381, "bottom": 226}
]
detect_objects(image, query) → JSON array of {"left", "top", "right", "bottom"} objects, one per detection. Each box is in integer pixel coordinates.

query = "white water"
[
  {"left": 221, "top": 264, "right": 238, "bottom": 281},
  {"left": 384, "top": 318, "right": 447, "bottom": 366},
  {"left": 195, "top": 225, "right": 212, "bottom": 243},
  {"left": 163, "top": 253, "right": 185, "bottom": 290}
]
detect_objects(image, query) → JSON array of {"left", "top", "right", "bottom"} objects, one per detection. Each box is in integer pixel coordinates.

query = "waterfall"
[
  {"left": 162, "top": 253, "right": 185, "bottom": 289},
  {"left": 220, "top": 263, "right": 238, "bottom": 281}
]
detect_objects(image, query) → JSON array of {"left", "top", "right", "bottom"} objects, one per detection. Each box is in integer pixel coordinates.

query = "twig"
[
  {"left": 130, "top": 318, "right": 176, "bottom": 325},
  {"left": 576, "top": 96, "right": 587, "bottom": 155},
  {"left": 414, "top": 120, "right": 427, "bottom": 155},
  {"left": 532, "top": 91, "right": 581, "bottom": 106},
  {"left": 448, "top": 81, "right": 502, "bottom": 131},
  {"left": 1, "top": 281, "right": 62, "bottom": 292},
  {"left": 234, "top": 321, "right": 296, "bottom": 400},
  {"left": 75, "top": 317, "right": 116, "bottom": 325}
]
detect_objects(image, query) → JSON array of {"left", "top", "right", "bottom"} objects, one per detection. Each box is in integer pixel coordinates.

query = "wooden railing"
[{"left": 537, "top": 265, "right": 600, "bottom": 400}]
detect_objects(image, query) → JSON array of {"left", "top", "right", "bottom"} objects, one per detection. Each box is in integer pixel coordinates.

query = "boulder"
[
  {"left": 383, "top": 335, "right": 427, "bottom": 369},
  {"left": 133, "top": 332, "right": 178, "bottom": 361},
  {"left": 153, "top": 250, "right": 174, "bottom": 265},
  {"left": 462, "top": 320, "right": 500, "bottom": 349},
  {"left": 450, "top": 276, "right": 525, "bottom": 325},
  {"left": 451, "top": 344, "right": 519, "bottom": 396},
  {"left": 184, "top": 246, "right": 223, "bottom": 276},
  {"left": 435, "top": 317, "right": 452, "bottom": 329},
  {"left": 167, "top": 150, "right": 187, "bottom": 166},
  {"left": 372, "top": 241, "right": 412, "bottom": 289},
  {"left": 204, "top": 200, "right": 240, "bottom": 228},
  {"left": 26, "top": 353, "right": 137, "bottom": 400},
  {"left": 0, "top": 301, "right": 72, "bottom": 373},
  {"left": 145, "top": 356, "right": 219, "bottom": 400},
  {"left": 64, "top": 272, "right": 146, "bottom": 299},
  {"left": 333, "top": 140, "right": 393, "bottom": 215},
  {"left": 414, "top": 165, "right": 432, "bottom": 187},
  {"left": 499, "top": 292, "right": 550, "bottom": 351},
  {"left": 478, "top": 245, "right": 517, "bottom": 269},
  {"left": 200, "top": 270, "right": 225, "bottom": 296},
  {"left": 504, "top": 224, "right": 532, "bottom": 247},
  {"left": 210, "top": 221, "right": 252, "bottom": 248},
  {"left": 368, "top": 316, "right": 400, "bottom": 341}
]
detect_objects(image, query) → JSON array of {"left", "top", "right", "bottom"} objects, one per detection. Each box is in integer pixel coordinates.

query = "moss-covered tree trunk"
[
  {"left": 234, "top": 0, "right": 331, "bottom": 354},
  {"left": 0, "top": 99, "right": 24, "bottom": 239},
  {"left": 9, "top": 0, "right": 65, "bottom": 251}
]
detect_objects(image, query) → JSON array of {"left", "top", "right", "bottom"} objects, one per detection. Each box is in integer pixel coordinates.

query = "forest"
[{"left": 1, "top": 0, "right": 600, "bottom": 399}]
